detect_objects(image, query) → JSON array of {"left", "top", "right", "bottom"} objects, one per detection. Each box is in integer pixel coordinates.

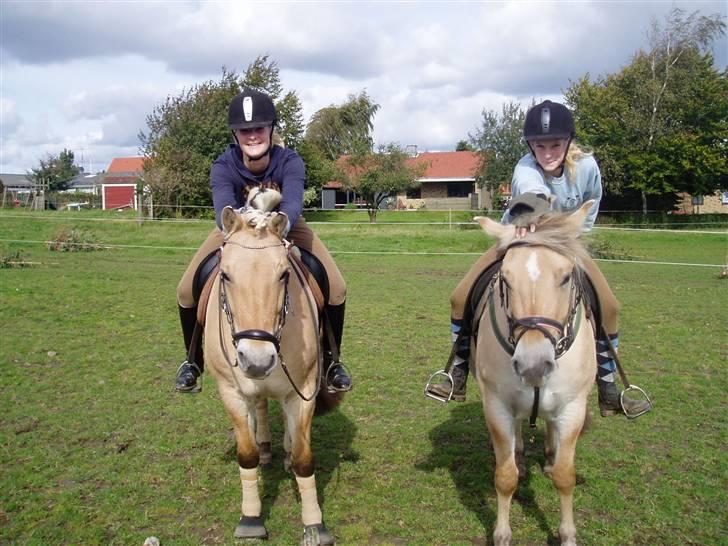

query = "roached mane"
[{"left": 502, "top": 212, "right": 591, "bottom": 267}]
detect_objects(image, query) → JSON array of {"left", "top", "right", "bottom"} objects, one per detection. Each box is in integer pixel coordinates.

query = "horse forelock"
[
  {"left": 239, "top": 208, "right": 281, "bottom": 236},
  {"left": 504, "top": 213, "right": 590, "bottom": 267}
]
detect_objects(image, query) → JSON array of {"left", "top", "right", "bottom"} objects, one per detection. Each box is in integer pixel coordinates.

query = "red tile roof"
[
  {"left": 107, "top": 157, "right": 145, "bottom": 173},
  {"left": 409, "top": 151, "right": 479, "bottom": 180},
  {"left": 324, "top": 150, "right": 479, "bottom": 189}
]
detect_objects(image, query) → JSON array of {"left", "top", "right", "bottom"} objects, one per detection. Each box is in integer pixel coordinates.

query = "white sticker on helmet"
[{"left": 243, "top": 96, "right": 253, "bottom": 122}]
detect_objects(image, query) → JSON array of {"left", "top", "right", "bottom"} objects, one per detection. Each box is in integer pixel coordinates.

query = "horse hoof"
[
  {"left": 259, "top": 442, "right": 272, "bottom": 467},
  {"left": 301, "top": 523, "right": 334, "bottom": 546},
  {"left": 234, "top": 515, "right": 268, "bottom": 540}
]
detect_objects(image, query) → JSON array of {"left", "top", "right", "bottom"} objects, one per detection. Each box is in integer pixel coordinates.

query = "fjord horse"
[
  {"left": 204, "top": 205, "right": 337, "bottom": 545},
  {"left": 472, "top": 202, "right": 596, "bottom": 546}
]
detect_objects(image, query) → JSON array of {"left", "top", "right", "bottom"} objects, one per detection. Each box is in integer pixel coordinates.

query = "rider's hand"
[{"left": 515, "top": 224, "right": 536, "bottom": 239}]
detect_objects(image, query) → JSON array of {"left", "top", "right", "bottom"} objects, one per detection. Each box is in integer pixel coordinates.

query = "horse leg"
[
  {"left": 221, "top": 395, "right": 268, "bottom": 540},
  {"left": 283, "top": 416, "right": 292, "bottom": 473},
  {"left": 549, "top": 411, "right": 586, "bottom": 546},
  {"left": 283, "top": 396, "right": 334, "bottom": 546},
  {"left": 485, "top": 402, "right": 518, "bottom": 546},
  {"left": 255, "top": 399, "right": 272, "bottom": 466},
  {"left": 514, "top": 420, "right": 526, "bottom": 479},
  {"left": 544, "top": 421, "right": 557, "bottom": 476}
]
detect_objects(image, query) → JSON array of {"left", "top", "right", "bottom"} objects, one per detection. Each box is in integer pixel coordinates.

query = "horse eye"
[
  {"left": 280, "top": 270, "right": 290, "bottom": 283},
  {"left": 220, "top": 271, "right": 230, "bottom": 283},
  {"left": 560, "top": 273, "right": 571, "bottom": 287}
]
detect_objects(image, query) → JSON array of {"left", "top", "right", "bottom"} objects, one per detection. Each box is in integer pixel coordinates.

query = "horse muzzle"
[
  {"left": 511, "top": 336, "right": 555, "bottom": 388},
  {"left": 236, "top": 340, "right": 279, "bottom": 379}
]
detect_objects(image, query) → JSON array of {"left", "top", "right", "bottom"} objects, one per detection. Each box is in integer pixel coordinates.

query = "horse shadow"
[
  {"left": 416, "top": 402, "right": 563, "bottom": 546},
  {"left": 222, "top": 402, "right": 358, "bottom": 520}
]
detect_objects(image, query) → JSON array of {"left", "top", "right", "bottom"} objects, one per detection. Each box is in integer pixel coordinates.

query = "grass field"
[{"left": 1, "top": 209, "right": 726, "bottom": 545}]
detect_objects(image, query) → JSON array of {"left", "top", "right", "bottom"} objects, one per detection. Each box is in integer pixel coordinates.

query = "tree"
[
  {"left": 305, "top": 91, "right": 380, "bottom": 160},
  {"left": 296, "top": 139, "right": 339, "bottom": 207},
  {"left": 140, "top": 57, "right": 306, "bottom": 216},
  {"left": 455, "top": 140, "right": 475, "bottom": 152},
  {"left": 343, "top": 143, "right": 423, "bottom": 223},
  {"left": 28, "top": 148, "right": 80, "bottom": 192},
  {"left": 566, "top": 8, "right": 727, "bottom": 212},
  {"left": 469, "top": 101, "right": 528, "bottom": 210}
]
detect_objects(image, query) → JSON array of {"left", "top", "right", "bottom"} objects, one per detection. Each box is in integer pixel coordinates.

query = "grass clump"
[{"left": 47, "top": 226, "right": 106, "bottom": 252}]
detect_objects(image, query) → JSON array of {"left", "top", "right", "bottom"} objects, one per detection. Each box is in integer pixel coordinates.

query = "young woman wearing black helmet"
[
  {"left": 427, "top": 100, "right": 650, "bottom": 418},
  {"left": 174, "top": 89, "right": 352, "bottom": 394}
]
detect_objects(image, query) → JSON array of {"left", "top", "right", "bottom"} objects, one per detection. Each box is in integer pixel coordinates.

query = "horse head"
[
  {"left": 476, "top": 200, "right": 594, "bottom": 387},
  {"left": 219, "top": 206, "right": 291, "bottom": 379}
]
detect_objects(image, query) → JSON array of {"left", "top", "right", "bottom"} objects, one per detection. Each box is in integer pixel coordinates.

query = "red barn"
[{"left": 102, "top": 157, "right": 145, "bottom": 210}]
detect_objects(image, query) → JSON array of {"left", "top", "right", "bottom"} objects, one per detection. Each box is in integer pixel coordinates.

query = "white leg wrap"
[
  {"left": 295, "top": 474, "right": 322, "bottom": 526},
  {"left": 240, "top": 467, "right": 261, "bottom": 517}
]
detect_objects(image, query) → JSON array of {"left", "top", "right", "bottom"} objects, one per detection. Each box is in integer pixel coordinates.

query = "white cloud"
[{"left": 0, "top": 0, "right": 725, "bottom": 173}]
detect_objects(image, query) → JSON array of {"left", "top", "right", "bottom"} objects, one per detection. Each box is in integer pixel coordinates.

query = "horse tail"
[{"left": 314, "top": 382, "right": 343, "bottom": 416}]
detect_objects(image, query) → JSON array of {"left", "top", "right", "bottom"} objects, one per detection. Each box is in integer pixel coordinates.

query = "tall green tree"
[
  {"left": 469, "top": 101, "right": 528, "bottom": 210},
  {"left": 566, "top": 8, "right": 727, "bottom": 212},
  {"left": 28, "top": 148, "right": 80, "bottom": 192},
  {"left": 140, "top": 57, "right": 306, "bottom": 216},
  {"left": 305, "top": 91, "right": 380, "bottom": 160},
  {"left": 343, "top": 143, "right": 423, "bottom": 223}
]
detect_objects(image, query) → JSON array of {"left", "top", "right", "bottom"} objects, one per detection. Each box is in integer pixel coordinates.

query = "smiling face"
[
  {"left": 235, "top": 125, "right": 272, "bottom": 161},
  {"left": 529, "top": 138, "right": 568, "bottom": 176}
]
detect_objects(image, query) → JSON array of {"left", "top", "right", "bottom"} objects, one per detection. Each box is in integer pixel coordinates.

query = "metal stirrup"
[
  {"left": 424, "top": 370, "right": 455, "bottom": 403},
  {"left": 620, "top": 385, "right": 652, "bottom": 420}
]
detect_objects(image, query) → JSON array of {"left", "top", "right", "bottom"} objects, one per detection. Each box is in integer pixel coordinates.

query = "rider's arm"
[
  {"left": 276, "top": 149, "right": 305, "bottom": 234},
  {"left": 210, "top": 155, "right": 241, "bottom": 231}
]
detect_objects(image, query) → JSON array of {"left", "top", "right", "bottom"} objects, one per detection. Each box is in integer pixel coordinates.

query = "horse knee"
[
  {"left": 292, "top": 452, "right": 315, "bottom": 478},
  {"left": 495, "top": 462, "right": 519, "bottom": 496},
  {"left": 551, "top": 464, "right": 576, "bottom": 493}
]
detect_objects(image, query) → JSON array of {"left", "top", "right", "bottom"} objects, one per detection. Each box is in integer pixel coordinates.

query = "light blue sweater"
[{"left": 501, "top": 152, "right": 602, "bottom": 231}]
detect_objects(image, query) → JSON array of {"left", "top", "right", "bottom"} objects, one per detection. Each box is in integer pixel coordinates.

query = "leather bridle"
[{"left": 218, "top": 239, "right": 289, "bottom": 355}]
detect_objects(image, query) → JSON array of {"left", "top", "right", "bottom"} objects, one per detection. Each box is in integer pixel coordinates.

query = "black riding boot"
[
  {"left": 324, "top": 302, "right": 352, "bottom": 392},
  {"left": 175, "top": 305, "right": 204, "bottom": 393}
]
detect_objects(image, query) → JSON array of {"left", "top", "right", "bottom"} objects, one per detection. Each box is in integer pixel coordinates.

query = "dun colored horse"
[
  {"left": 472, "top": 202, "right": 596, "bottom": 546},
  {"left": 204, "top": 201, "right": 339, "bottom": 545}
]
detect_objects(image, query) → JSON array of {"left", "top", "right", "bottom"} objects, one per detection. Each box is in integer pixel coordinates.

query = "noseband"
[
  {"left": 218, "top": 239, "right": 289, "bottom": 356},
  {"left": 497, "top": 261, "right": 584, "bottom": 359}
]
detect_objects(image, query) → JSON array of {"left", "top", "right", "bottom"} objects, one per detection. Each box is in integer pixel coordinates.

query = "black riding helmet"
[
  {"left": 524, "top": 100, "right": 575, "bottom": 173},
  {"left": 228, "top": 89, "right": 277, "bottom": 130},
  {"left": 523, "top": 100, "right": 575, "bottom": 141}
]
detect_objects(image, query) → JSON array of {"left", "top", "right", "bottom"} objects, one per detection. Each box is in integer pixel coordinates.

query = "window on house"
[
  {"left": 447, "top": 182, "right": 474, "bottom": 198},
  {"left": 406, "top": 187, "right": 421, "bottom": 198}
]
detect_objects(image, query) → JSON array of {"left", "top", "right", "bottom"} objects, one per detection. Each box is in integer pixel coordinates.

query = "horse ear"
[
  {"left": 566, "top": 200, "right": 595, "bottom": 233},
  {"left": 475, "top": 216, "right": 515, "bottom": 245},
  {"left": 269, "top": 212, "right": 288, "bottom": 238},
  {"left": 221, "top": 206, "right": 240, "bottom": 235}
]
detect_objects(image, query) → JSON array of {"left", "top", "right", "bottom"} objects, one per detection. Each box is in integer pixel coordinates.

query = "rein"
[{"left": 216, "top": 238, "right": 322, "bottom": 402}]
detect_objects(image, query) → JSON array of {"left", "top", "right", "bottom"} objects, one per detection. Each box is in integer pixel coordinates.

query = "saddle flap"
[{"left": 288, "top": 251, "right": 325, "bottom": 312}]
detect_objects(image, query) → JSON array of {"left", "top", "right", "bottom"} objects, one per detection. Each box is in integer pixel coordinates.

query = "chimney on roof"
[{"left": 405, "top": 144, "right": 418, "bottom": 157}]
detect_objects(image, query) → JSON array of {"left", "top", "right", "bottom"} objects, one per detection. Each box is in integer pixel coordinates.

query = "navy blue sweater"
[{"left": 210, "top": 144, "right": 305, "bottom": 230}]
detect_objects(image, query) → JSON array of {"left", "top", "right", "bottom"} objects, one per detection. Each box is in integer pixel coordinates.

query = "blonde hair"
[
  {"left": 559, "top": 141, "right": 592, "bottom": 183},
  {"left": 272, "top": 131, "right": 285, "bottom": 148}
]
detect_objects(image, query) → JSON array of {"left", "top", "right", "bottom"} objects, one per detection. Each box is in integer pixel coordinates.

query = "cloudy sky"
[{"left": 1, "top": 0, "right": 726, "bottom": 174}]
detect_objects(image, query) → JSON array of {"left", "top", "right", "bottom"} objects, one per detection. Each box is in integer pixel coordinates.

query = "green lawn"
[{"left": 1, "top": 209, "right": 726, "bottom": 545}]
